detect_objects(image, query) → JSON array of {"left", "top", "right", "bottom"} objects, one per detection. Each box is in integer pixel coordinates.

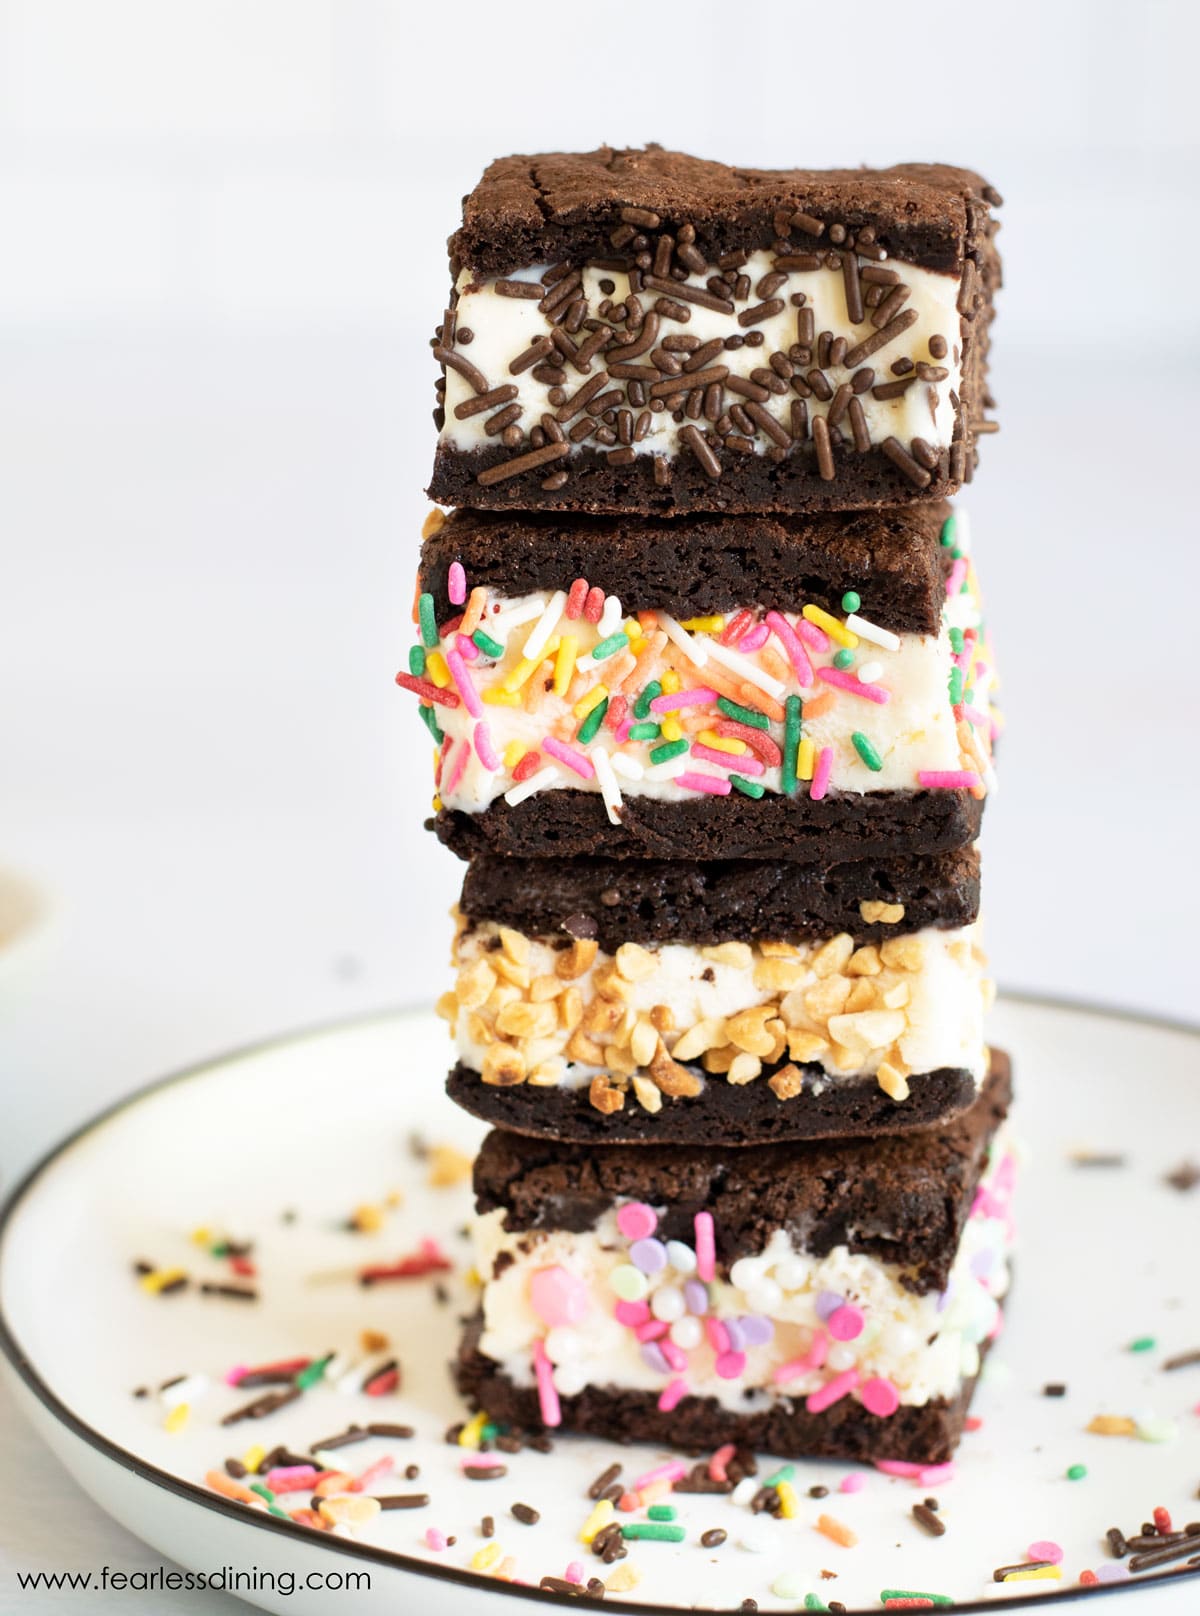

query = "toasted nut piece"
[
  {"left": 826, "top": 1042, "right": 862, "bottom": 1073},
  {"left": 566, "top": 1029, "right": 605, "bottom": 1065},
  {"left": 529, "top": 974, "right": 563, "bottom": 1003},
  {"left": 859, "top": 899, "right": 905, "bottom": 925},
  {"left": 481, "top": 1043, "right": 526, "bottom": 1086},
  {"left": 725, "top": 1005, "right": 780, "bottom": 1057},
  {"left": 947, "top": 938, "right": 973, "bottom": 965},
  {"left": 828, "top": 1008, "right": 907, "bottom": 1054},
  {"left": 804, "top": 977, "right": 852, "bottom": 1020},
  {"left": 650, "top": 1044, "right": 703, "bottom": 1097},
  {"left": 700, "top": 941, "right": 753, "bottom": 969},
  {"left": 787, "top": 1029, "right": 829, "bottom": 1063},
  {"left": 670, "top": 1018, "right": 726, "bottom": 1062},
  {"left": 763, "top": 1020, "right": 788, "bottom": 1064},
  {"left": 768, "top": 1063, "right": 804, "bottom": 1100},
  {"left": 528, "top": 1059, "right": 564, "bottom": 1087},
  {"left": 582, "top": 997, "right": 621, "bottom": 1036},
  {"left": 435, "top": 990, "right": 459, "bottom": 1026},
  {"left": 421, "top": 508, "right": 446, "bottom": 539},
  {"left": 726, "top": 1052, "right": 762, "bottom": 1086},
  {"left": 844, "top": 979, "right": 878, "bottom": 1013},
  {"left": 846, "top": 945, "right": 882, "bottom": 977},
  {"left": 702, "top": 1044, "right": 736, "bottom": 1074},
  {"left": 558, "top": 987, "right": 583, "bottom": 1030},
  {"left": 498, "top": 926, "right": 530, "bottom": 965},
  {"left": 591, "top": 961, "right": 632, "bottom": 1003},
  {"left": 615, "top": 942, "right": 658, "bottom": 981},
  {"left": 631, "top": 1074, "right": 663, "bottom": 1113},
  {"left": 811, "top": 933, "right": 855, "bottom": 979},
  {"left": 1087, "top": 1414, "right": 1138, "bottom": 1436},
  {"left": 876, "top": 1060, "right": 910, "bottom": 1101},
  {"left": 457, "top": 957, "right": 498, "bottom": 1010},
  {"left": 880, "top": 981, "right": 911, "bottom": 1009},
  {"left": 492, "top": 954, "right": 531, "bottom": 990},
  {"left": 758, "top": 940, "right": 801, "bottom": 959},
  {"left": 589, "top": 1074, "right": 625, "bottom": 1114},
  {"left": 630, "top": 1018, "right": 660, "bottom": 1068},
  {"left": 466, "top": 1011, "right": 493, "bottom": 1046},
  {"left": 606, "top": 1043, "right": 639, "bottom": 1076},
  {"left": 496, "top": 1000, "right": 558, "bottom": 1040},
  {"left": 880, "top": 935, "right": 926, "bottom": 971},
  {"left": 753, "top": 957, "right": 808, "bottom": 992},
  {"left": 485, "top": 980, "right": 522, "bottom": 1013},
  {"left": 556, "top": 938, "right": 599, "bottom": 980},
  {"left": 649, "top": 1003, "right": 675, "bottom": 1033}
]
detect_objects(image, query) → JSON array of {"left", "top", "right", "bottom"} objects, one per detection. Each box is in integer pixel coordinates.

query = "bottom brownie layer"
[
  {"left": 455, "top": 1316, "right": 985, "bottom": 1466},
  {"left": 447, "top": 1059, "right": 977, "bottom": 1146}
]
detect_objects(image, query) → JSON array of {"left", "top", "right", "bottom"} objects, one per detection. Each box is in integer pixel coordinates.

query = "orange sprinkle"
[
  {"left": 760, "top": 645, "right": 790, "bottom": 683},
  {"left": 740, "top": 683, "right": 785, "bottom": 722},
  {"left": 638, "top": 1478, "right": 673, "bottom": 1505},
  {"left": 617, "top": 1490, "right": 640, "bottom": 1512},
  {"left": 816, "top": 1513, "right": 858, "bottom": 1548},
  {"left": 205, "top": 1470, "right": 263, "bottom": 1507},
  {"left": 800, "top": 689, "right": 835, "bottom": 719},
  {"left": 461, "top": 586, "right": 488, "bottom": 636},
  {"left": 313, "top": 1471, "right": 355, "bottom": 1496}
]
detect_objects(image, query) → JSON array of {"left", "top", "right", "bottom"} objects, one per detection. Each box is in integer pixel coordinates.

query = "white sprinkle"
[
  {"left": 335, "top": 1359, "right": 365, "bottom": 1395},
  {"left": 610, "top": 753, "right": 644, "bottom": 781},
  {"left": 520, "top": 589, "right": 567, "bottom": 663},
  {"left": 954, "top": 506, "right": 972, "bottom": 552},
  {"left": 591, "top": 747, "right": 623, "bottom": 826},
  {"left": 845, "top": 613, "right": 900, "bottom": 652},
  {"left": 503, "top": 764, "right": 560, "bottom": 807},
  {"left": 731, "top": 1477, "right": 759, "bottom": 1508},
  {"left": 647, "top": 754, "right": 689, "bottom": 782},
  {"left": 771, "top": 1573, "right": 807, "bottom": 1599},
  {"left": 158, "top": 1373, "right": 207, "bottom": 1410},
  {"left": 705, "top": 638, "right": 786, "bottom": 700},
  {"left": 658, "top": 611, "right": 708, "bottom": 667},
  {"left": 597, "top": 592, "right": 624, "bottom": 638},
  {"left": 858, "top": 660, "right": 884, "bottom": 684}
]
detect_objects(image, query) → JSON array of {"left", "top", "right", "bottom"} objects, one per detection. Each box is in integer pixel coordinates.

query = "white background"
[{"left": 1, "top": 0, "right": 1198, "bottom": 1610}]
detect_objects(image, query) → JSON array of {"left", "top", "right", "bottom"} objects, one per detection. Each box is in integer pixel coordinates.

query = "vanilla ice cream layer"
[
  {"left": 444, "top": 920, "right": 990, "bottom": 1093},
  {"left": 472, "top": 1132, "right": 1015, "bottom": 1412},
  {"left": 441, "top": 253, "right": 962, "bottom": 459}
]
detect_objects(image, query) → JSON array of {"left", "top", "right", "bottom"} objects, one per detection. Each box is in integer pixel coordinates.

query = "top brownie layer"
[{"left": 429, "top": 146, "right": 1000, "bottom": 516}]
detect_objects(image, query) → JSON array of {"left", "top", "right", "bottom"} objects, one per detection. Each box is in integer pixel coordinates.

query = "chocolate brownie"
[
  {"left": 429, "top": 147, "right": 1000, "bottom": 514},
  {"left": 432, "top": 786, "right": 985, "bottom": 863},
  {"left": 458, "top": 845, "right": 980, "bottom": 951},
  {"left": 420, "top": 502, "right": 955, "bottom": 636},
  {"left": 472, "top": 1049, "right": 1010, "bottom": 1289}
]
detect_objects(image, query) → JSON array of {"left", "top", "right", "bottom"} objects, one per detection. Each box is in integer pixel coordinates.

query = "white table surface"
[{"left": 0, "top": 328, "right": 1196, "bottom": 1613}]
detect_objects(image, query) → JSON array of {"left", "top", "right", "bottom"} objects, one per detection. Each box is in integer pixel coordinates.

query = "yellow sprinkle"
[
  {"left": 502, "top": 740, "right": 525, "bottom": 770},
  {"left": 697, "top": 729, "right": 746, "bottom": 755},
  {"left": 803, "top": 604, "right": 858, "bottom": 649},
  {"left": 628, "top": 635, "right": 649, "bottom": 655},
  {"left": 1087, "top": 1414, "right": 1138, "bottom": 1436},
  {"left": 352, "top": 1203, "right": 384, "bottom": 1233},
  {"left": 580, "top": 1498, "right": 615, "bottom": 1544},
  {"left": 164, "top": 1401, "right": 190, "bottom": 1433},
  {"left": 623, "top": 618, "right": 641, "bottom": 639},
  {"left": 797, "top": 737, "right": 815, "bottom": 780},
  {"left": 776, "top": 1480, "right": 800, "bottom": 1519},
  {"left": 573, "top": 683, "right": 609, "bottom": 720},
  {"left": 482, "top": 686, "right": 520, "bottom": 707},
  {"left": 501, "top": 656, "right": 539, "bottom": 693},
  {"left": 660, "top": 716, "right": 684, "bottom": 742},
  {"left": 471, "top": 1540, "right": 503, "bottom": 1571},
  {"left": 425, "top": 649, "right": 451, "bottom": 688},
  {"left": 1005, "top": 1567, "right": 1063, "bottom": 1583},
  {"left": 242, "top": 1444, "right": 265, "bottom": 1472},
  {"left": 458, "top": 1410, "right": 488, "bottom": 1449},
  {"left": 660, "top": 668, "right": 682, "bottom": 694},
  {"left": 190, "top": 1226, "right": 211, "bottom": 1246},
  {"left": 553, "top": 635, "right": 578, "bottom": 697},
  {"left": 139, "top": 1266, "right": 187, "bottom": 1294},
  {"left": 680, "top": 615, "right": 725, "bottom": 633},
  {"left": 431, "top": 794, "right": 442, "bottom": 812},
  {"left": 428, "top": 1143, "right": 473, "bottom": 1187}
]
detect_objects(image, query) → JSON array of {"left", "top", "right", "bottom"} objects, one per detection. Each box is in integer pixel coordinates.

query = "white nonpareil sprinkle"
[
  {"left": 845, "top": 613, "right": 900, "bottom": 652},
  {"left": 520, "top": 589, "right": 566, "bottom": 663},
  {"left": 503, "top": 764, "right": 561, "bottom": 807},
  {"left": 858, "top": 660, "right": 884, "bottom": 684}
]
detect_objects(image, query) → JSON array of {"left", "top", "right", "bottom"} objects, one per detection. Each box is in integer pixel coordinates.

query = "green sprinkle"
[
  {"left": 268, "top": 1504, "right": 291, "bottom": 1520},
  {"left": 621, "top": 1522, "right": 686, "bottom": 1542},
  {"left": 804, "top": 1598, "right": 829, "bottom": 1612},
  {"left": 249, "top": 1483, "right": 276, "bottom": 1504},
  {"left": 417, "top": 703, "right": 444, "bottom": 746},
  {"left": 472, "top": 629, "right": 504, "bottom": 659},
  {"left": 963, "top": 686, "right": 975, "bottom": 707},
  {"left": 409, "top": 644, "right": 426, "bottom": 676},
  {"left": 627, "top": 721, "right": 661, "bottom": 741},
  {"left": 576, "top": 698, "right": 609, "bottom": 744},
  {"left": 852, "top": 731, "right": 883, "bottom": 772},
  {"left": 634, "top": 679, "right": 662, "bottom": 719},
  {"left": 418, "top": 592, "right": 439, "bottom": 649},
  {"left": 649, "top": 738, "right": 689, "bottom": 766},
  {"left": 716, "top": 695, "right": 770, "bottom": 730},
  {"left": 940, "top": 515, "right": 957, "bottom": 547},
  {"left": 730, "top": 774, "right": 765, "bottom": 798},
  {"left": 209, "top": 1241, "right": 229, "bottom": 1258},
  {"left": 591, "top": 630, "right": 629, "bottom": 661},
  {"left": 881, "top": 1596, "right": 954, "bottom": 1609},
  {"left": 833, "top": 647, "right": 855, "bottom": 670},
  {"left": 781, "top": 694, "right": 802, "bottom": 795},
  {"left": 764, "top": 1464, "right": 795, "bottom": 1486},
  {"left": 1066, "top": 1463, "right": 1088, "bottom": 1481},
  {"left": 948, "top": 665, "right": 964, "bottom": 705},
  {"left": 294, "top": 1352, "right": 334, "bottom": 1390},
  {"left": 949, "top": 626, "right": 965, "bottom": 654},
  {"left": 480, "top": 1421, "right": 503, "bottom": 1440},
  {"left": 647, "top": 1504, "right": 677, "bottom": 1522},
  {"left": 1129, "top": 1336, "right": 1157, "bottom": 1353},
  {"left": 841, "top": 590, "right": 861, "bottom": 614}
]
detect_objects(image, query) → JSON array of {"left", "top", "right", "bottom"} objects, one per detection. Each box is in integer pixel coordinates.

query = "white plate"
[{"left": 1, "top": 1000, "right": 1198, "bottom": 1615}]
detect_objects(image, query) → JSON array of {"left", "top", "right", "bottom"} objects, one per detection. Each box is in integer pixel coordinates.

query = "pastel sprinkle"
[
  {"left": 1028, "top": 1540, "right": 1063, "bottom": 1564},
  {"left": 591, "top": 629, "right": 630, "bottom": 661},
  {"left": 918, "top": 770, "right": 980, "bottom": 790},
  {"left": 815, "top": 1513, "right": 858, "bottom": 1548},
  {"left": 841, "top": 590, "right": 861, "bottom": 612},
  {"left": 833, "top": 647, "right": 855, "bottom": 670},
  {"left": 657, "top": 1377, "right": 688, "bottom": 1412},
  {"left": 846, "top": 613, "right": 900, "bottom": 651},
  {"left": 418, "top": 593, "right": 438, "bottom": 648},
  {"left": 716, "top": 696, "right": 770, "bottom": 729},
  {"left": 649, "top": 687, "right": 719, "bottom": 711},
  {"left": 473, "top": 722, "right": 500, "bottom": 771},
  {"left": 807, "top": 1368, "right": 859, "bottom": 1413},
  {"left": 775, "top": 1480, "right": 800, "bottom": 1519},
  {"left": 649, "top": 738, "right": 689, "bottom": 766},
  {"left": 765, "top": 610, "right": 814, "bottom": 686},
  {"left": 472, "top": 628, "right": 503, "bottom": 658},
  {"left": 542, "top": 736, "right": 595, "bottom": 779},
  {"left": 616, "top": 1202, "right": 657, "bottom": 1240},
  {"left": 647, "top": 1504, "right": 677, "bottom": 1522},
  {"left": 694, "top": 1212, "right": 715, "bottom": 1282},
  {"left": 781, "top": 693, "right": 802, "bottom": 794},
  {"left": 424, "top": 1527, "right": 449, "bottom": 1551},
  {"left": 730, "top": 775, "right": 765, "bottom": 797},
  {"left": 1066, "top": 1463, "right": 1087, "bottom": 1480},
  {"left": 803, "top": 603, "right": 857, "bottom": 648},
  {"left": 676, "top": 771, "right": 731, "bottom": 795},
  {"left": 860, "top": 1376, "right": 901, "bottom": 1418},
  {"left": 447, "top": 561, "right": 466, "bottom": 605},
  {"left": 580, "top": 1499, "right": 615, "bottom": 1544},
  {"left": 827, "top": 1304, "right": 865, "bottom": 1341},
  {"left": 532, "top": 1338, "right": 561, "bottom": 1428},
  {"left": 817, "top": 665, "right": 889, "bottom": 703},
  {"left": 839, "top": 1472, "right": 866, "bottom": 1493},
  {"left": 1129, "top": 1336, "right": 1157, "bottom": 1353},
  {"left": 621, "top": 1522, "right": 686, "bottom": 1542},
  {"left": 809, "top": 745, "right": 833, "bottom": 801}
]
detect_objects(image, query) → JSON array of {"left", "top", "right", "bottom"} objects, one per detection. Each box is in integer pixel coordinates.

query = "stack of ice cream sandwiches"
[{"left": 399, "top": 146, "right": 1014, "bottom": 1465}]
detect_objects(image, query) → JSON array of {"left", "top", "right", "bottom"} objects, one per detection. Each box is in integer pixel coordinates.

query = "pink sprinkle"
[
  {"left": 708, "top": 1443, "right": 736, "bottom": 1483},
  {"left": 265, "top": 1465, "right": 317, "bottom": 1492},
  {"left": 447, "top": 561, "right": 467, "bottom": 605},
  {"left": 649, "top": 687, "right": 720, "bottom": 711},
  {"left": 532, "top": 1338, "right": 561, "bottom": 1428},
  {"left": 657, "top": 1377, "right": 688, "bottom": 1412},
  {"left": 1029, "top": 1540, "right": 1063, "bottom": 1565},
  {"left": 860, "top": 1376, "right": 900, "bottom": 1418},
  {"left": 691, "top": 743, "right": 765, "bottom": 775},
  {"left": 224, "top": 1365, "right": 247, "bottom": 1387},
  {"left": 354, "top": 1456, "right": 394, "bottom": 1492},
  {"left": 425, "top": 1527, "right": 449, "bottom": 1551},
  {"left": 796, "top": 617, "right": 830, "bottom": 653},
  {"left": 616, "top": 1202, "right": 657, "bottom": 1240},
  {"left": 773, "top": 1358, "right": 813, "bottom": 1385},
  {"left": 945, "top": 557, "right": 968, "bottom": 597},
  {"left": 614, "top": 718, "right": 634, "bottom": 745},
  {"left": 634, "top": 1460, "right": 688, "bottom": 1489},
  {"left": 661, "top": 1340, "right": 688, "bottom": 1372},
  {"left": 806, "top": 1368, "right": 860, "bottom": 1414},
  {"left": 446, "top": 648, "right": 482, "bottom": 717},
  {"left": 473, "top": 722, "right": 500, "bottom": 771},
  {"left": 565, "top": 1561, "right": 584, "bottom": 1585},
  {"left": 828, "top": 1304, "right": 865, "bottom": 1341},
  {"left": 530, "top": 1265, "right": 589, "bottom": 1329},
  {"left": 875, "top": 1460, "right": 924, "bottom": 1477},
  {"left": 614, "top": 1299, "right": 651, "bottom": 1328},
  {"left": 765, "top": 610, "right": 814, "bottom": 687},
  {"left": 839, "top": 1472, "right": 866, "bottom": 1494},
  {"left": 635, "top": 1319, "right": 668, "bottom": 1342},
  {"left": 960, "top": 705, "right": 990, "bottom": 729},
  {"left": 705, "top": 1317, "right": 730, "bottom": 1355},
  {"left": 737, "top": 621, "right": 770, "bottom": 653},
  {"left": 443, "top": 738, "right": 469, "bottom": 794},
  {"left": 817, "top": 666, "right": 890, "bottom": 703},
  {"left": 810, "top": 745, "right": 833, "bottom": 801},
  {"left": 542, "top": 736, "right": 595, "bottom": 779},
  {"left": 917, "top": 1462, "right": 956, "bottom": 1486},
  {"left": 454, "top": 632, "right": 479, "bottom": 662},
  {"left": 676, "top": 770, "right": 731, "bottom": 795},
  {"left": 773, "top": 1328, "right": 828, "bottom": 1384},
  {"left": 715, "top": 1350, "right": 747, "bottom": 1380},
  {"left": 694, "top": 1212, "right": 715, "bottom": 1282},
  {"left": 917, "top": 769, "right": 980, "bottom": 790}
]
